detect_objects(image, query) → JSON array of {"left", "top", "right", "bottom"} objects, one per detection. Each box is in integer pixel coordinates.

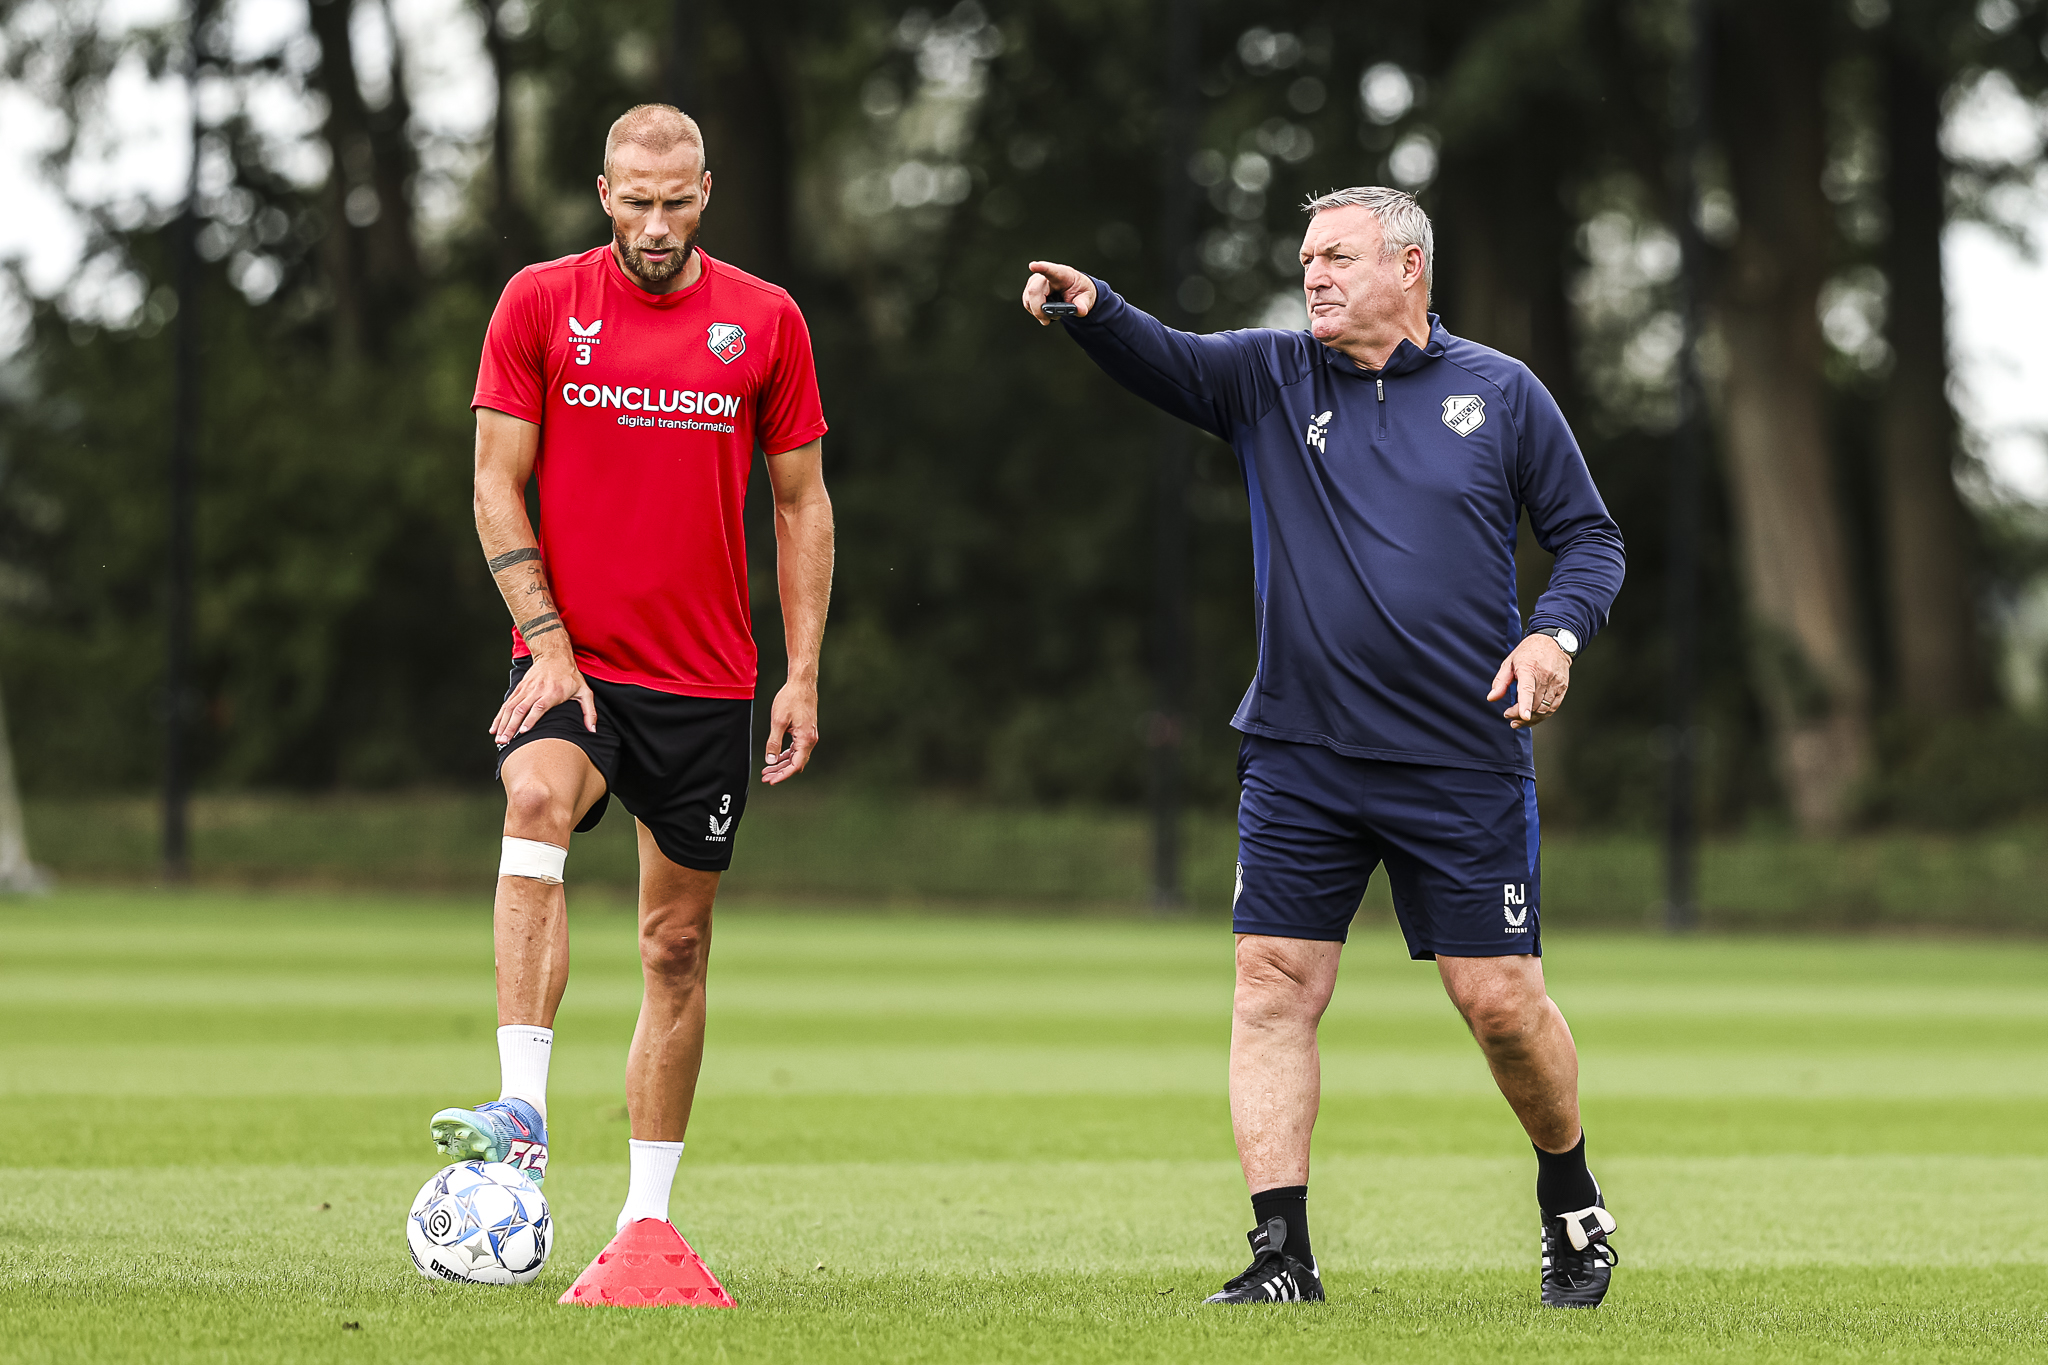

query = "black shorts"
[{"left": 494, "top": 657, "right": 753, "bottom": 872}]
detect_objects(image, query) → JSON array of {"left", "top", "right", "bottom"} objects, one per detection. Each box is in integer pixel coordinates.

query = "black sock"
[
  {"left": 1533, "top": 1132, "right": 1598, "bottom": 1217},
  {"left": 1250, "top": 1185, "right": 1312, "bottom": 1266}
]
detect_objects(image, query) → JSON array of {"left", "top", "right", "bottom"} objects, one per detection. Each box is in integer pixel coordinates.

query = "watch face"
[{"left": 1557, "top": 629, "right": 1580, "bottom": 655}]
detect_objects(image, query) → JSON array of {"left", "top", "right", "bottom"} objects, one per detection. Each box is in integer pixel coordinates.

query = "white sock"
[
  {"left": 497, "top": 1025, "right": 553, "bottom": 1120},
  {"left": 617, "top": 1139, "right": 686, "bottom": 1230}
]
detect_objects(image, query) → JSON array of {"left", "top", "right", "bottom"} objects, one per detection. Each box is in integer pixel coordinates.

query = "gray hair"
[{"left": 1302, "top": 186, "right": 1434, "bottom": 289}]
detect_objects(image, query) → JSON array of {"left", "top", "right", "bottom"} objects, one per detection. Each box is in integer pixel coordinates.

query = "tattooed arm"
[{"left": 474, "top": 407, "right": 596, "bottom": 743}]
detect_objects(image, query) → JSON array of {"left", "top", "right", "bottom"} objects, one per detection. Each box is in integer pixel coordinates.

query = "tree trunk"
[
  {"left": 1715, "top": 0, "right": 1871, "bottom": 832},
  {"left": 665, "top": 0, "right": 701, "bottom": 113},
  {"left": 362, "top": 0, "right": 423, "bottom": 311},
  {"left": 694, "top": 4, "right": 795, "bottom": 285},
  {"left": 304, "top": 0, "right": 421, "bottom": 357},
  {"left": 306, "top": 0, "right": 369, "bottom": 358},
  {"left": 477, "top": 0, "right": 538, "bottom": 284},
  {"left": 1879, "top": 34, "right": 1991, "bottom": 716},
  {"left": 0, "top": 674, "right": 49, "bottom": 893}
]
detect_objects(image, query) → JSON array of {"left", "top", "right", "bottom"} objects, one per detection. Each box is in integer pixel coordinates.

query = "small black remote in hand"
[{"left": 1042, "top": 301, "right": 1079, "bottom": 319}]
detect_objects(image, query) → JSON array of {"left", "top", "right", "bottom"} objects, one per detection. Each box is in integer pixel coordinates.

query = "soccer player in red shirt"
[{"left": 430, "top": 105, "right": 833, "bottom": 1255}]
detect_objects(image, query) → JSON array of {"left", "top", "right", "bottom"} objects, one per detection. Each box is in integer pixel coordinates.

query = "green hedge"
[{"left": 22, "top": 790, "right": 2048, "bottom": 932}]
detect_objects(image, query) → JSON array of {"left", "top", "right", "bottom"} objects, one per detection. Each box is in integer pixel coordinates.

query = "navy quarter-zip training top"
[{"left": 1065, "top": 280, "right": 1625, "bottom": 780}]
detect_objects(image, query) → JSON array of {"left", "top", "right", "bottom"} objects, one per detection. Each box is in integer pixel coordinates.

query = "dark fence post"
[
  {"left": 1664, "top": 0, "right": 1711, "bottom": 932},
  {"left": 1151, "top": 0, "right": 1199, "bottom": 909},
  {"left": 163, "top": 0, "right": 205, "bottom": 883}
]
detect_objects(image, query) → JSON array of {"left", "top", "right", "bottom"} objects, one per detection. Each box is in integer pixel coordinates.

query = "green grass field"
[{"left": 4, "top": 891, "right": 2047, "bottom": 1362}]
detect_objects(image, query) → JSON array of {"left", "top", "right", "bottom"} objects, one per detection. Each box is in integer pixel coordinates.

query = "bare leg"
[
  {"left": 494, "top": 739, "right": 606, "bottom": 1028},
  {"left": 623, "top": 820, "right": 720, "bottom": 1141},
  {"left": 1436, "top": 954, "right": 1582, "bottom": 1152},
  {"left": 1229, "top": 935, "right": 1344, "bottom": 1191}
]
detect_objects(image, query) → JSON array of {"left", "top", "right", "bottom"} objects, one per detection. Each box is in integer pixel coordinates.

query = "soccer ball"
[{"left": 407, "top": 1160, "right": 554, "bottom": 1285}]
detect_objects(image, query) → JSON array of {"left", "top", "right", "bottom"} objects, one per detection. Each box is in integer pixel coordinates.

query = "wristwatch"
[{"left": 1530, "top": 627, "right": 1580, "bottom": 660}]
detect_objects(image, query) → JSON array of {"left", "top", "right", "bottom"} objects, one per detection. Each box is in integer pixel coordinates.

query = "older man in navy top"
[{"left": 1024, "top": 186, "right": 1626, "bottom": 1309}]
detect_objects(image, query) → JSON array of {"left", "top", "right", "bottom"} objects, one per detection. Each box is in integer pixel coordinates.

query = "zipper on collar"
[{"left": 1376, "top": 376, "right": 1386, "bottom": 434}]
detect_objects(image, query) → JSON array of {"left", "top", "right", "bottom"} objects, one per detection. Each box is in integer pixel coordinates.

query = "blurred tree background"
[{"left": 4, "top": 0, "right": 2048, "bottom": 840}]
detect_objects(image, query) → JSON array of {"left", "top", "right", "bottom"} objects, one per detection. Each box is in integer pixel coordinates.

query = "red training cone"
[{"left": 557, "top": 1218, "right": 736, "bottom": 1307}]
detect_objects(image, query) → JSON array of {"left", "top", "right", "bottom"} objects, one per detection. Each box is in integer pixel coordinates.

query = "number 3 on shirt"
[{"left": 575, "top": 343, "right": 592, "bottom": 365}]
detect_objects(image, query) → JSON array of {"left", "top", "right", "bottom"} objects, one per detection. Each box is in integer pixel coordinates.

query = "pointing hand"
[{"left": 1023, "top": 262, "right": 1097, "bottom": 324}]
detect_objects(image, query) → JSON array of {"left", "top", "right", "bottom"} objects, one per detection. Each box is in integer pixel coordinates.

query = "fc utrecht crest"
[
  {"left": 1442, "top": 394, "right": 1485, "bottom": 437},
  {"left": 706, "top": 323, "right": 746, "bottom": 363}
]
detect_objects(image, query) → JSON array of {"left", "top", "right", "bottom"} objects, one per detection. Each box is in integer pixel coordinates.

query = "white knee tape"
[{"left": 500, "top": 837, "right": 567, "bottom": 884}]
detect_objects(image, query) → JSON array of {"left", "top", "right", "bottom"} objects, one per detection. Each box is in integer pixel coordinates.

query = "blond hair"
[{"left": 603, "top": 104, "right": 706, "bottom": 178}]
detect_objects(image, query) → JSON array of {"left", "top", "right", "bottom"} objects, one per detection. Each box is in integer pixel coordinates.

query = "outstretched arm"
[
  {"left": 474, "top": 406, "right": 596, "bottom": 745},
  {"left": 761, "top": 437, "right": 833, "bottom": 784},
  {"left": 1021, "top": 260, "right": 1265, "bottom": 437}
]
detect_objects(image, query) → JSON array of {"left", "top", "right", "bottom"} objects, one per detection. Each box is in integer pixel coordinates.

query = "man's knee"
[
  {"left": 501, "top": 741, "right": 600, "bottom": 841},
  {"left": 1445, "top": 965, "right": 1547, "bottom": 1050},
  {"left": 640, "top": 917, "right": 711, "bottom": 984},
  {"left": 1234, "top": 938, "right": 1334, "bottom": 1025},
  {"left": 505, "top": 773, "right": 576, "bottom": 837},
  {"left": 1464, "top": 993, "right": 1540, "bottom": 1050}
]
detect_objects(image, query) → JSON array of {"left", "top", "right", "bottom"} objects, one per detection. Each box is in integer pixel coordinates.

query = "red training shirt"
[{"left": 473, "top": 246, "right": 828, "bottom": 698}]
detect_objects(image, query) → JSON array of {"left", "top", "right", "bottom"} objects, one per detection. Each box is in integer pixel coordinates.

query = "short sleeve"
[
  {"left": 756, "top": 297, "right": 830, "bottom": 455},
  {"left": 472, "top": 269, "right": 549, "bottom": 422}
]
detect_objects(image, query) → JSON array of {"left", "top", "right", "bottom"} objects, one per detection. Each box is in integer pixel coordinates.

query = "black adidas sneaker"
[
  {"left": 1202, "top": 1216, "right": 1325, "bottom": 1304},
  {"left": 1540, "top": 1200, "right": 1618, "bottom": 1307}
]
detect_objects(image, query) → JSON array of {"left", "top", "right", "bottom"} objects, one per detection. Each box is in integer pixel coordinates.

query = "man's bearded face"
[
  {"left": 599, "top": 143, "right": 710, "bottom": 292},
  {"left": 614, "top": 217, "right": 697, "bottom": 287}
]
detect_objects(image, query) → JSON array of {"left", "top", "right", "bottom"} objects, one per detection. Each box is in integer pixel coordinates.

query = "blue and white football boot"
[{"left": 429, "top": 1097, "right": 549, "bottom": 1186}]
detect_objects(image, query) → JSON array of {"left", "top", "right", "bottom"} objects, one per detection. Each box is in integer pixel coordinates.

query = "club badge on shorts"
[{"left": 706, "top": 323, "right": 746, "bottom": 363}]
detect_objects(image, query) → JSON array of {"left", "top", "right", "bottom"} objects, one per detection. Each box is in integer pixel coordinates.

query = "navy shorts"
[{"left": 1232, "top": 734, "right": 1541, "bottom": 959}]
